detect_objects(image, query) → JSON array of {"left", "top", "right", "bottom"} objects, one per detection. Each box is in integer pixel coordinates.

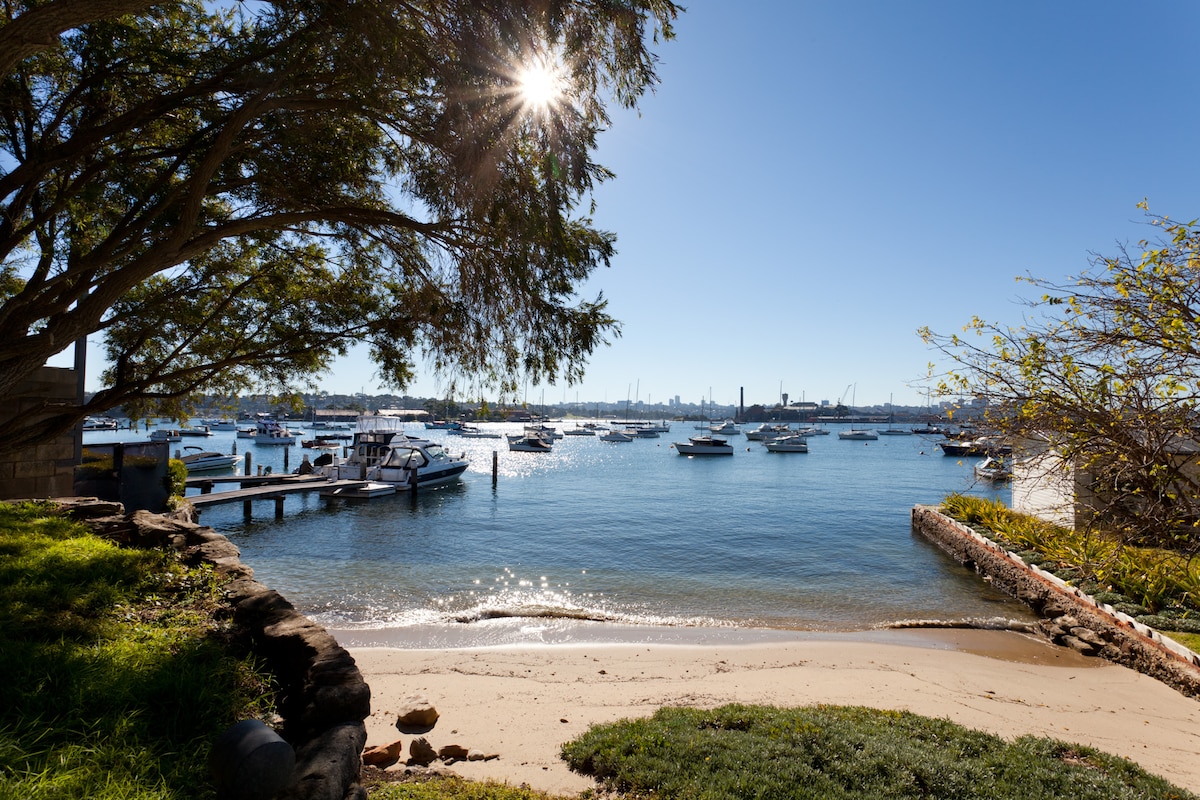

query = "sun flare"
[{"left": 517, "top": 59, "right": 563, "bottom": 110}]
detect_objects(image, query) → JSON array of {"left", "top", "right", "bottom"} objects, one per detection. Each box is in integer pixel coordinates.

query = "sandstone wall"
[
  {"left": 0, "top": 367, "right": 77, "bottom": 499},
  {"left": 912, "top": 504, "right": 1200, "bottom": 698}
]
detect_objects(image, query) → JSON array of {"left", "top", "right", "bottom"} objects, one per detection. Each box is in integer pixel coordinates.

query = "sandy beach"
[{"left": 351, "top": 628, "right": 1200, "bottom": 796}]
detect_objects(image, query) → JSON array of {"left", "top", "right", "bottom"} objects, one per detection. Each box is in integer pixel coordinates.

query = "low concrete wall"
[
  {"left": 0, "top": 367, "right": 77, "bottom": 499},
  {"left": 912, "top": 504, "right": 1200, "bottom": 698},
  {"left": 67, "top": 501, "right": 370, "bottom": 800}
]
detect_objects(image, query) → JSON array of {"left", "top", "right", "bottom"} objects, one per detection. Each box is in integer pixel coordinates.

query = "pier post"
[
  {"left": 274, "top": 496, "right": 284, "bottom": 518},
  {"left": 244, "top": 452, "right": 252, "bottom": 476},
  {"left": 407, "top": 466, "right": 419, "bottom": 501},
  {"left": 283, "top": 446, "right": 289, "bottom": 472},
  {"left": 492, "top": 450, "right": 498, "bottom": 487},
  {"left": 243, "top": 499, "right": 252, "bottom": 519}
]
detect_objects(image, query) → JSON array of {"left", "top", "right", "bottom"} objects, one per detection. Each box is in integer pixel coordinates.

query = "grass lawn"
[{"left": 0, "top": 501, "right": 274, "bottom": 800}]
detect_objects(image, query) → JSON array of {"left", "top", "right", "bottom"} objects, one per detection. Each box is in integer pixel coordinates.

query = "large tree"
[
  {"left": 921, "top": 204, "right": 1200, "bottom": 554},
  {"left": 0, "top": 0, "right": 679, "bottom": 454}
]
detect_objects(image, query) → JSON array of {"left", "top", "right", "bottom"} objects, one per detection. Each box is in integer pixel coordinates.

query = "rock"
[
  {"left": 1069, "top": 626, "right": 1109, "bottom": 648},
  {"left": 437, "top": 744, "right": 469, "bottom": 762},
  {"left": 395, "top": 696, "right": 439, "bottom": 732},
  {"left": 408, "top": 737, "right": 437, "bottom": 766},
  {"left": 1061, "top": 635, "right": 1098, "bottom": 656},
  {"left": 362, "top": 740, "right": 404, "bottom": 768}
]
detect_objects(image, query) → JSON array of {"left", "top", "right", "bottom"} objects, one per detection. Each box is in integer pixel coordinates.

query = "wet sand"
[{"left": 350, "top": 629, "right": 1200, "bottom": 796}]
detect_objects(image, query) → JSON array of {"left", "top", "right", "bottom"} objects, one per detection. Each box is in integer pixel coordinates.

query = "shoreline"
[
  {"left": 350, "top": 628, "right": 1200, "bottom": 796},
  {"left": 326, "top": 614, "right": 1041, "bottom": 652}
]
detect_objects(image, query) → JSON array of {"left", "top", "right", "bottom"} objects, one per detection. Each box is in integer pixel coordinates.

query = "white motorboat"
[
  {"left": 178, "top": 446, "right": 239, "bottom": 473},
  {"left": 253, "top": 418, "right": 298, "bottom": 445},
  {"left": 321, "top": 419, "right": 468, "bottom": 489},
  {"left": 599, "top": 429, "right": 633, "bottom": 442},
  {"left": 201, "top": 418, "right": 239, "bottom": 431},
  {"left": 675, "top": 435, "right": 734, "bottom": 455},
  {"left": 709, "top": 420, "right": 740, "bottom": 436},
  {"left": 745, "top": 423, "right": 791, "bottom": 441},
  {"left": 179, "top": 425, "right": 213, "bottom": 437},
  {"left": 765, "top": 435, "right": 809, "bottom": 453},
  {"left": 82, "top": 416, "right": 120, "bottom": 431},
  {"left": 454, "top": 425, "right": 502, "bottom": 439},
  {"left": 974, "top": 455, "right": 1012, "bottom": 483},
  {"left": 794, "top": 426, "right": 829, "bottom": 436},
  {"left": 508, "top": 433, "right": 553, "bottom": 452},
  {"left": 838, "top": 429, "right": 878, "bottom": 441},
  {"left": 150, "top": 428, "right": 182, "bottom": 442},
  {"left": 361, "top": 440, "right": 468, "bottom": 489}
]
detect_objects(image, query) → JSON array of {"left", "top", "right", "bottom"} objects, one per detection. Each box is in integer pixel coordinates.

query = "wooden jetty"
[{"left": 185, "top": 474, "right": 385, "bottom": 519}]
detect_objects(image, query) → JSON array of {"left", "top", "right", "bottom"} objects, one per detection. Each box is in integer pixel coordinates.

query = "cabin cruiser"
[
  {"left": 708, "top": 420, "right": 740, "bottom": 436},
  {"left": 745, "top": 423, "right": 792, "bottom": 441},
  {"left": 321, "top": 421, "right": 468, "bottom": 489},
  {"left": 838, "top": 428, "right": 878, "bottom": 441},
  {"left": 253, "top": 418, "right": 299, "bottom": 445},
  {"left": 675, "top": 435, "right": 734, "bottom": 455},
  {"left": 598, "top": 429, "right": 633, "bottom": 442},
  {"left": 765, "top": 435, "right": 809, "bottom": 453}
]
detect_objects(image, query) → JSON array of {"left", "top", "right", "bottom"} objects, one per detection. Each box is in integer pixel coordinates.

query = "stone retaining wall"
[
  {"left": 0, "top": 367, "right": 77, "bottom": 499},
  {"left": 65, "top": 500, "right": 370, "bottom": 800},
  {"left": 912, "top": 504, "right": 1200, "bottom": 699}
]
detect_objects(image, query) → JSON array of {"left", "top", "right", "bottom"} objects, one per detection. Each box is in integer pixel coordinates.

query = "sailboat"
[
  {"left": 878, "top": 393, "right": 913, "bottom": 435},
  {"left": 837, "top": 384, "right": 878, "bottom": 440}
]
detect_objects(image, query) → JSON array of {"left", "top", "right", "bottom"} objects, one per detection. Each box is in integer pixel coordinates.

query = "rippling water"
[{"left": 118, "top": 420, "right": 1036, "bottom": 646}]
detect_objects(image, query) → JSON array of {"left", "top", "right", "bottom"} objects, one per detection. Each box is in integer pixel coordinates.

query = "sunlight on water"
[{"left": 140, "top": 420, "right": 1034, "bottom": 646}]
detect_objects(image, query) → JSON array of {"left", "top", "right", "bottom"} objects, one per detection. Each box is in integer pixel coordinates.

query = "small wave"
[
  {"left": 454, "top": 605, "right": 620, "bottom": 624},
  {"left": 880, "top": 617, "right": 1040, "bottom": 633}
]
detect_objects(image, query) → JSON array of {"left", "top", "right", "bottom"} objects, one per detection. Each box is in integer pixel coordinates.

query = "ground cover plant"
[
  {"left": 0, "top": 501, "right": 274, "bottom": 800},
  {"left": 941, "top": 493, "right": 1200, "bottom": 651},
  {"left": 560, "top": 704, "right": 1197, "bottom": 800},
  {"left": 365, "top": 775, "right": 566, "bottom": 800}
]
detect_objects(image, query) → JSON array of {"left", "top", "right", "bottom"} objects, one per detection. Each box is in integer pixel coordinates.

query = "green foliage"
[
  {"left": 0, "top": 501, "right": 275, "bottom": 800},
  {"left": 561, "top": 704, "right": 1195, "bottom": 800},
  {"left": 167, "top": 458, "right": 188, "bottom": 498},
  {"left": 368, "top": 776, "right": 564, "bottom": 800},
  {"left": 922, "top": 206, "right": 1200, "bottom": 555},
  {"left": 940, "top": 494, "right": 1200, "bottom": 615},
  {"left": 0, "top": 0, "right": 681, "bottom": 452}
]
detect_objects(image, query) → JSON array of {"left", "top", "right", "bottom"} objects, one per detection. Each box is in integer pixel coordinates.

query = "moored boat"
[
  {"left": 178, "top": 446, "right": 239, "bottom": 473},
  {"left": 765, "top": 435, "right": 809, "bottom": 453},
  {"left": 253, "top": 418, "right": 298, "bottom": 445},
  {"left": 675, "top": 435, "right": 734, "bottom": 455},
  {"left": 599, "top": 429, "right": 633, "bottom": 442},
  {"left": 838, "top": 428, "right": 878, "bottom": 441},
  {"left": 974, "top": 455, "right": 1012, "bottom": 482},
  {"left": 508, "top": 432, "right": 553, "bottom": 452}
]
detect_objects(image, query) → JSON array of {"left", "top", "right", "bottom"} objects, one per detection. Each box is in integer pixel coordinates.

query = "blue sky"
[{"left": 63, "top": 1, "right": 1200, "bottom": 409}]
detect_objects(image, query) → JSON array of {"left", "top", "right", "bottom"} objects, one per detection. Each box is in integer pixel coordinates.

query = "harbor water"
[{"left": 89, "top": 421, "right": 1032, "bottom": 647}]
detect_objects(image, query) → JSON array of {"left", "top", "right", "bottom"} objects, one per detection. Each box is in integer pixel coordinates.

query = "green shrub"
[
  {"left": 940, "top": 494, "right": 1200, "bottom": 614},
  {"left": 562, "top": 704, "right": 1196, "bottom": 800}
]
